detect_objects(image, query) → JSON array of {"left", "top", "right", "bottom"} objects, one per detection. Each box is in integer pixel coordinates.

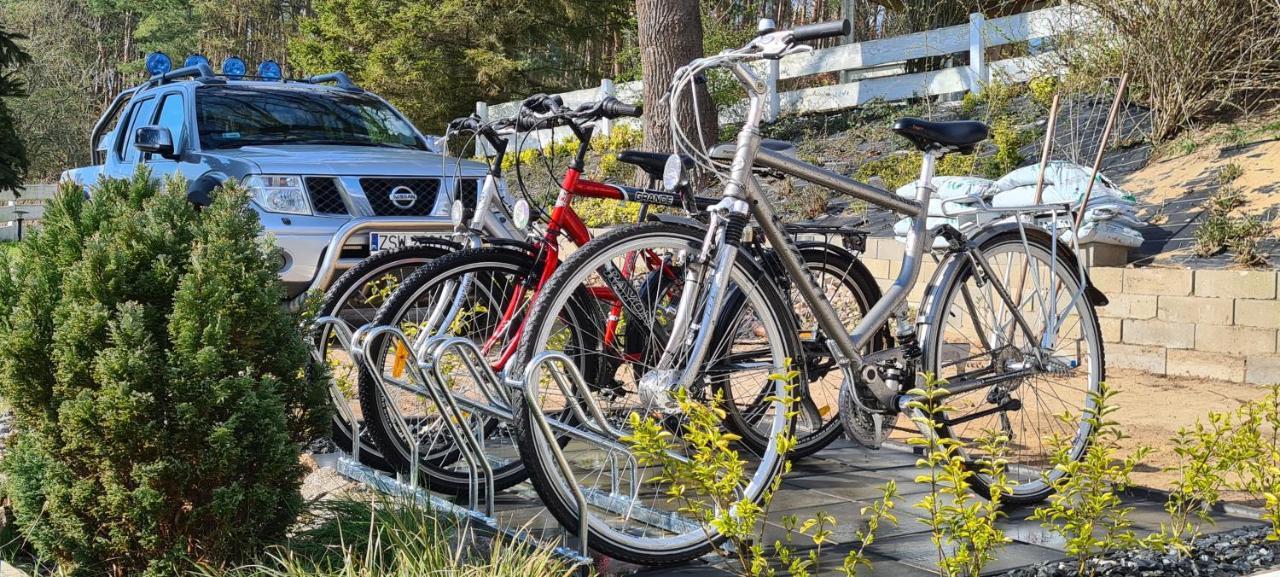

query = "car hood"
[{"left": 205, "top": 145, "right": 487, "bottom": 177}]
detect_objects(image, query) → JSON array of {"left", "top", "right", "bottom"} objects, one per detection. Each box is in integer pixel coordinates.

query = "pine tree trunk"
[{"left": 637, "top": 0, "right": 717, "bottom": 154}]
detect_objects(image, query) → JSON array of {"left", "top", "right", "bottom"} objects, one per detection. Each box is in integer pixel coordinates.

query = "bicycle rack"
[
  {"left": 311, "top": 316, "right": 597, "bottom": 568},
  {"left": 312, "top": 316, "right": 664, "bottom": 568}
]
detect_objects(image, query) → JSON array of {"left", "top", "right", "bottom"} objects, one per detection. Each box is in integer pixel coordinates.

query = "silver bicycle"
[{"left": 509, "top": 17, "right": 1107, "bottom": 564}]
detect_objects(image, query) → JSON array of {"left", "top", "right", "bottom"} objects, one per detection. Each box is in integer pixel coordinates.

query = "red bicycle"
[{"left": 355, "top": 94, "right": 716, "bottom": 492}]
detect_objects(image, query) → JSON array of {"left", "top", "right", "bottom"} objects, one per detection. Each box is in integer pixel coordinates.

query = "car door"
[
  {"left": 141, "top": 90, "right": 196, "bottom": 182},
  {"left": 103, "top": 95, "right": 158, "bottom": 180}
]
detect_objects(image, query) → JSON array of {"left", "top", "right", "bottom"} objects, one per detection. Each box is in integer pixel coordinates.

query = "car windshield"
[{"left": 196, "top": 85, "right": 425, "bottom": 150}]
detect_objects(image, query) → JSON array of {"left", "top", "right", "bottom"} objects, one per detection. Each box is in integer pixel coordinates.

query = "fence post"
[
  {"left": 766, "top": 60, "right": 780, "bottom": 122},
  {"left": 599, "top": 78, "right": 615, "bottom": 137},
  {"left": 968, "top": 13, "right": 988, "bottom": 95},
  {"left": 474, "top": 101, "right": 492, "bottom": 157}
]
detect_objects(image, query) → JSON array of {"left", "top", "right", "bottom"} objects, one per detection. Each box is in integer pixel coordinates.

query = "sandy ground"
[
  {"left": 1105, "top": 367, "right": 1273, "bottom": 500},
  {"left": 1120, "top": 134, "right": 1280, "bottom": 235}
]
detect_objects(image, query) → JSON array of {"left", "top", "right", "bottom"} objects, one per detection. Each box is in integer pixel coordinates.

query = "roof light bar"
[
  {"left": 222, "top": 56, "right": 247, "bottom": 80},
  {"left": 145, "top": 52, "right": 172, "bottom": 76},
  {"left": 257, "top": 59, "right": 282, "bottom": 80}
]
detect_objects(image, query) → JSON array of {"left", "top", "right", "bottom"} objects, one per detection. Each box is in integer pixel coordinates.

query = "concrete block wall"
[{"left": 862, "top": 237, "right": 1280, "bottom": 385}]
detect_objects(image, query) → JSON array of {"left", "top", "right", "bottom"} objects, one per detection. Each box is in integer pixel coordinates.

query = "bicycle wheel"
[
  {"left": 316, "top": 243, "right": 453, "bottom": 471},
  {"left": 743, "top": 243, "right": 887, "bottom": 459},
  {"left": 357, "top": 246, "right": 599, "bottom": 495},
  {"left": 510, "top": 221, "right": 797, "bottom": 565},
  {"left": 919, "top": 227, "right": 1104, "bottom": 506}
]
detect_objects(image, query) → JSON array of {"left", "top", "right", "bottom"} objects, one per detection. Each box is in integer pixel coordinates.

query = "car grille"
[
  {"left": 305, "top": 177, "right": 348, "bottom": 215},
  {"left": 362, "top": 177, "right": 440, "bottom": 216},
  {"left": 458, "top": 178, "right": 479, "bottom": 211}
]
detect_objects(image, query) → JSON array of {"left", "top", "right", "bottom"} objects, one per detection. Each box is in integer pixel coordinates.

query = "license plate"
[{"left": 369, "top": 232, "right": 424, "bottom": 253}]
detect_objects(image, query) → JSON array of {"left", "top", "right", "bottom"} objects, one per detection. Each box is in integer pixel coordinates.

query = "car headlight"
[
  {"left": 663, "top": 154, "right": 689, "bottom": 192},
  {"left": 245, "top": 175, "right": 310, "bottom": 215}
]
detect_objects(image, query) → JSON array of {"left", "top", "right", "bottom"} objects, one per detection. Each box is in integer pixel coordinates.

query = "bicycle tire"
[
  {"left": 919, "top": 227, "right": 1104, "bottom": 506},
  {"left": 316, "top": 243, "right": 453, "bottom": 471},
  {"left": 509, "top": 221, "right": 798, "bottom": 566},
  {"left": 357, "top": 246, "right": 600, "bottom": 495}
]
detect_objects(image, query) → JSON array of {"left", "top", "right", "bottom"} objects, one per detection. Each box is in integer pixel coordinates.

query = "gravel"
[{"left": 1004, "top": 525, "right": 1280, "bottom": 577}]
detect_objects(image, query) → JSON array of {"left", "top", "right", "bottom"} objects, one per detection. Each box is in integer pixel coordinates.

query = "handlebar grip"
[
  {"left": 600, "top": 98, "right": 642, "bottom": 119},
  {"left": 791, "top": 19, "right": 850, "bottom": 42},
  {"left": 515, "top": 113, "right": 566, "bottom": 132},
  {"left": 521, "top": 93, "right": 553, "bottom": 114},
  {"left": 447, "top": 115, "right": 481, "bottom": 134}
]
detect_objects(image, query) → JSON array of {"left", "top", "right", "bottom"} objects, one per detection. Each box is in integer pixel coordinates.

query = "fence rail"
[
  {"left": 476, "top": 5, "right": 1091, "bottom": 154},
  {"left": 1, "top": 183, "right": 56, "bottom": 241}
]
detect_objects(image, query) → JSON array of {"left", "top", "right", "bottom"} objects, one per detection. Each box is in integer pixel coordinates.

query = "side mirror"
[{"left": 135, "top": 126, "right": 178, "bottom": 160}]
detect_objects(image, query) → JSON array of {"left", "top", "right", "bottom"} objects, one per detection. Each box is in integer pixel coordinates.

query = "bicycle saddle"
[
  {"left": 617, "top": 150, "right": 672, "bottom": 182},
  {"left": 892, "top": 118, "right": 989, "bottom": 153},
  {"left": 709, "top": 138, "right": 796, "bottom": 161}
]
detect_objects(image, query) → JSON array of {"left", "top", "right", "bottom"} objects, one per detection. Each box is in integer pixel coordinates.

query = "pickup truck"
[{"left": 63, "top": 57, "right": 512, "bottom": 300}]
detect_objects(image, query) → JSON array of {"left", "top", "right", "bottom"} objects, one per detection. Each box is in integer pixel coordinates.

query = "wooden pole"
[
  {"left": 1032, "top": 92, "right": 1062, "bottom": 204},
  {"left": 1006, "top": 90, "right": 1063, "bottom": 342},
  {"left": 1073, "top": 72, "right": 1130, "bottom": 231}
]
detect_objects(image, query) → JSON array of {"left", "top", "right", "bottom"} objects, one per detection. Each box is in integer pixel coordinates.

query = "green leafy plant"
[
  {"left": 0, "top": 171, "right": 329, "bottom": 575},
  {"left": 1158, "top": 409, "right": 1246, "bottom": 553},
  {"left": 1028, "top": 76, "right": 1060, "bottom": 109},
  {"left": 623, "top": 363, "right": 897, "bottom": 576},
  {"left": 1217, "top": 162, "right": 1245, "bottom": 185},
  {"left": 1193, "top": 181, "right": 1270, "bottom": 266},
  {"left": 906, "top": 374, "right": 1012, "bottom": 577},
  {"left": 1228, "top": 385, "right": 1280, "bottom": 540},
  {"left": 1030, "top": 383, "right": 1149, "bottom": 577},
  {"left": 839, "top": 481, "right": 901, "bottom": 577},
  {"left": 623, "top": 367, "right": 798, "bottom": 577}
]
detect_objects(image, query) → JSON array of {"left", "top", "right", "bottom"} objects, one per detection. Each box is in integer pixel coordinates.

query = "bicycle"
[
  {"left": 312, "top": 117, "right": 527, "bottom": 471},
  {"left": 509, "top": 18, "right": 1107, "bottom": 565},
  {"left": 357, "top": 92, "right": 887, "bottom": 493}
]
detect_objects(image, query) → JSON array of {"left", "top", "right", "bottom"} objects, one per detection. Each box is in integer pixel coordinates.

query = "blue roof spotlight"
[
  {"left": 184, "top": 54, "right": 211, "bottom": 69},
  {"left": 257, "top": 59, "right": 282, "bottom": 80},
  {"left": 145, "top": 52, "right": 172, "bottom": 76},
  {"left": 221, "top": 56, "right": 247, "bottom": 79}
]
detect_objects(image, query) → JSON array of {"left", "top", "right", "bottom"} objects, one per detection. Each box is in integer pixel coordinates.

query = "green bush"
[{"left": 0, "top": 171, "right": 329, "bottom": 575}]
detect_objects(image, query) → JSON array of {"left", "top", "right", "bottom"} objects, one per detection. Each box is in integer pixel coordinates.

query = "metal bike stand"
[{"left": 309, "top": 317, "right": 593, "bottom": 569}]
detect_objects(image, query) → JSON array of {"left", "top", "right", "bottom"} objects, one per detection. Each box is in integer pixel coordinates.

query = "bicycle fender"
[{"left": 647, "top": 213, "right": 707, "bottom": 229}]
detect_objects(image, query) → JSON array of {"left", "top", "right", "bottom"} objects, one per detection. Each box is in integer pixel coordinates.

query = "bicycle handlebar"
[
  {"left": 515, "top": 96, "right": 641, "bottom": 131},
  {"left": 791, "top": 19, "right": 850, "bottom": 43}
]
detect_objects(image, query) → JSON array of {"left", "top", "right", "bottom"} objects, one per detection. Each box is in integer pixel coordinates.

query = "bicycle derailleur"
[{"left": 838, "top": 307, "right": 920, "bottom": 450}]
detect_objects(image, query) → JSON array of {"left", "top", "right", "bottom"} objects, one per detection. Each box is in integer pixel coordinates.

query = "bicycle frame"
[
  {"left": 420, "top": 119, "right": 708, "bottom": 374},
  {"left": 658, "top": 53, "right": 1071, "bottom": 413}
]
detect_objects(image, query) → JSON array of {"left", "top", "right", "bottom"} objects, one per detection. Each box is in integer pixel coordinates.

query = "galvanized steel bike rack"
[
  {"left": 310, "top": 315, "right": 651, "bottom": 568},
  {"left": 310, "top": 316, "right": 598, "bottom": 568}
]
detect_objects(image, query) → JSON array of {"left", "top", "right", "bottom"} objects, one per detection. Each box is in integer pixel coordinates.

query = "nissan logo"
[{"left": 388, "top": 185, "right": 417, "bottom": 209}]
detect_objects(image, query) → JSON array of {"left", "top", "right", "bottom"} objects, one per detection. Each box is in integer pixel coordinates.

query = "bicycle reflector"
[
  {"left": 145, "top": 52, "right": 172, "bottom": 76},
  {"left": 184, "top": 54, "right": 210, "bottom": 68},
  {"left": 257, "top": 59, "right": 282, "bottom": 80},
  {"left": 222, "top": 56, "right": 247, "bottom": 79}
]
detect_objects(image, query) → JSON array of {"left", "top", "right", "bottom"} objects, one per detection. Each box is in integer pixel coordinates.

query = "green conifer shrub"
[{"left": 0, "top": 171, "right": 328, "bottom": 575}]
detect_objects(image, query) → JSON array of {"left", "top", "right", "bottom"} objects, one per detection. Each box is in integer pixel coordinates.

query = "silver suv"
[{"left": 62, "top": 62, "right": 492, "bottom": 300}]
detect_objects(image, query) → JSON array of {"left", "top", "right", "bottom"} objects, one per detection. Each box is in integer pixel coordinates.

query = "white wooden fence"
[
  {"left": 476, "top": 5, "right": 1092, "bottom": 153},
  {"left": 1, "top": 184, "right": 55, "bottom": 241}
]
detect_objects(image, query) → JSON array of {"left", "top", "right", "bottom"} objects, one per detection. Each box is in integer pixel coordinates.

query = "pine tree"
[
  {"left": 0, "top": 170, "right": 328, "bottom": 575},
  {"left": 0, "top": 25, "right": 31, "bottom": 194}
]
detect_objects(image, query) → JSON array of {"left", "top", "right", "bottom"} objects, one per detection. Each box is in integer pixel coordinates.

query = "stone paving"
[
  {"left": 318, "top": 436, "right": 1267, "bottom": 576},
  {"left": 624, "top": 440, "right": 1265, "bottom": 576},
  {"left": 473, "top": 439, "right": 1266, "bottom": 576}
]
